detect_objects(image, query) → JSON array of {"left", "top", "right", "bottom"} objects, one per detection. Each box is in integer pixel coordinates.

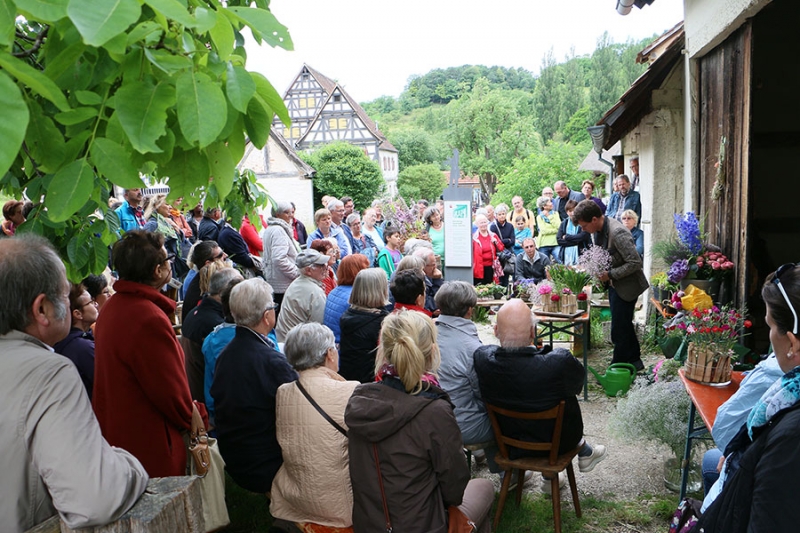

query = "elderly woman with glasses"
[
  {"left": 53, "top": 283, "right": 99, "bottom": 400},
  {"left": 94, "top": 230, "right": 200, "bottom": 477},
  {"left": 270, "top": 323, "right": 359, "bottom": 531},
  {"left": 211, "top": 278, "right": 298, "bottom": 494},
  {"left": 692, "top": 264, "right": 800, "bottom": 533},
  {"left": 620, "top": 209, "right": 644, "bottom": 258}
]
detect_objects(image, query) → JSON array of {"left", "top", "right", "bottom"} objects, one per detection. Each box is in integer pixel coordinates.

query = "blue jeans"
[
  {"left": 539, "top": 245, "right": 561, "bottom": 264},
  {"left": 702, "top": 448, "right": 723, "bottom": 495}
]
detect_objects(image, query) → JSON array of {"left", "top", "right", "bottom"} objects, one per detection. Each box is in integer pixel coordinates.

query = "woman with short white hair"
[
  {"left": 270, "top": 323, "right": 359, "bottom": 530},
  {"left": 261, "top": 200, "right": 301, "bottom": 314}
]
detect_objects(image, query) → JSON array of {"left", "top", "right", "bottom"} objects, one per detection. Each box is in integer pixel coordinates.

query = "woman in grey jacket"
[{"left": 261, "top": 200, "right": 300, "bottom": 312}]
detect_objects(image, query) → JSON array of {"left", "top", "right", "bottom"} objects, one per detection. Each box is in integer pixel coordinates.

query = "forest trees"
[{"left": 1, "top": 0, "right": 291, "bottom": 279}]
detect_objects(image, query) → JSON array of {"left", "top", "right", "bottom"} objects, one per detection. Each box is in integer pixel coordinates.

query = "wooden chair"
[{"left": 485, "top": 401, "right": 582, "bottom": 533}]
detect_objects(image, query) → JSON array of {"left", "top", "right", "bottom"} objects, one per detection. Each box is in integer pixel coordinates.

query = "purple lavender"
[
  {"left": 668, "top": 259, "right": 689, "bottom": 283},
  {"left": 674, "top": 212, "right": 703, "bottom": 255}
]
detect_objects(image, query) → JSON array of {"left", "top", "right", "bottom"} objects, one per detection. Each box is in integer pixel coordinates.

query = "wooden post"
[{"left": 25, "top": 477, "right": 204, "bottom": 533}]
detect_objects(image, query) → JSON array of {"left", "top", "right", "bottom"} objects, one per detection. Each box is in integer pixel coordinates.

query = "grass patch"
[
  {"left": 494, "top": 492, "right": 674, "bottom": 532},
  {"left": 220, "top": 477, "right": 675, "bottom": 533}
]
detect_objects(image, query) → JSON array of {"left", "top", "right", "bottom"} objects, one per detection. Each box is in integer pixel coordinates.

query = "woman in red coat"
[
  {"left": 472, "top": 213, "right": 504, "bottom": 285},
  {"left": 93, "top": 231, "right": 196, "bottom": 477}
]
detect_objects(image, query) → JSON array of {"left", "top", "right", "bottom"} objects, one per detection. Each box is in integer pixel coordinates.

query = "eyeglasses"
[
  {"left": 78, "top": 299, "right": 98, "bottom": 309},
  {"left": 163, "top": 253, "right": 175, "bottom": 263},
  {"left": 264, "top": 303, "right": 278, "bottom": 314},
  {"left": 772, "top": 263, "right": 798, "bottom": 335},
  {"left": 212, "top": 250, "right": 225, "bottom": 261}
]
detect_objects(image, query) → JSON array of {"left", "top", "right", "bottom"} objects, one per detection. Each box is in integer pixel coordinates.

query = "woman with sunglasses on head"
[{"left": 691, "top": 263, "right": 800, "bottom": 533}]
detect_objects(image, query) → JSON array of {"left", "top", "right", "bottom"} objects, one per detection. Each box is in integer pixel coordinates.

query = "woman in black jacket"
[
  {"left": 556, "top": 199, "right": 590, "bottom": 265},
  {"left": 691, "top": 264, "right": 800, "bottom": 533},
  {"left": 339, "top": 268, "right": 390, "bottom": 383}
]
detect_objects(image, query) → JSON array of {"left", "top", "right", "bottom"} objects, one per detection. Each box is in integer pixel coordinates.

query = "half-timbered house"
[{"left": 275, "top": 64, "right": 399, "bottom": 195}]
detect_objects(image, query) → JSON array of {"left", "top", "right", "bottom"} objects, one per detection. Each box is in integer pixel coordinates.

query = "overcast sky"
[{"left": 246, "top": 0, "right": 684, "bottom": 103}]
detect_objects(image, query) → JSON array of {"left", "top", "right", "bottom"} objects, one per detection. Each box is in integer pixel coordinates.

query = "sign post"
[{"left": 441, "top": 149, "right": 474, "bottom": 283}]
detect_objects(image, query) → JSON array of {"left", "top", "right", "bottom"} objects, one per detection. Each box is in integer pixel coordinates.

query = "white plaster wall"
[
  {"left": 379, "top": 149, "right": 398, "bottom": 197},
  {"left": 684, "top": 0, "right": 770, "bottom": 58},
  {"left": 256, "top": 175, "right": 314, "bottom": 230}
]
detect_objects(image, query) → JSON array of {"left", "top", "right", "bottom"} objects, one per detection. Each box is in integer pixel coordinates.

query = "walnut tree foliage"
[{"left": 0, "top": 0, "right": 291, "bottom": 280}]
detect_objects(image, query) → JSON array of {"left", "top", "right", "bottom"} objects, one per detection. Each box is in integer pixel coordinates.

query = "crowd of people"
[{"left": 13, "top": 164, "right": 798, "bottom": 533}]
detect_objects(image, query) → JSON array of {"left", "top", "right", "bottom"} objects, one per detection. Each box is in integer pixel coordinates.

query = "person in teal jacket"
[{"left": 377, "top": 226, "right": 403, "bottom": 279}]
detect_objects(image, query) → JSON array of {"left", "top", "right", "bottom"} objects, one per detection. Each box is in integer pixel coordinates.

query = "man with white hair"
[
  {"left": 474, "top": 300, "right": 606, "bottom": 493},
  {"left": 412, "top": 246, "right": 444, "bottom": 315},
  {"left": 211, "top": 278, "right": 297, "bottom": 493},
  {"left": 275, "top": 249, "right": 330, "bottom": 342},
  {"left": 327, "top": 199, "right": 354, "bottom": 256},
  {"left": 0, "top": 235, "right": 148, "bottom": 532}
]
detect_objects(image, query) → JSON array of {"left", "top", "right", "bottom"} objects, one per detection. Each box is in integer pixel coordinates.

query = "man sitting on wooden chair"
[{"left": 474, "top": 299, "right": 607, "bottom": 492}]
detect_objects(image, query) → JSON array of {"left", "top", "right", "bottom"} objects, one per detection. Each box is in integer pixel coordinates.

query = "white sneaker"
[
  {"left": 541, "top": 471, "right": 567, "bottom": 495},
  {"left": 500, "top": 470, "right": 533, "bottom": 491},
  {"left": 578, "top": 445, "right": 607, "bottom": 473}
]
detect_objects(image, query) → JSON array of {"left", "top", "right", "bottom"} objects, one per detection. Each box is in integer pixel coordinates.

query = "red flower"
[
  {"left": 744, "top": 320, "right": 752, "bottom": 328},
  {"left": 577, "top": 292, "right": 588, "bottom": 301},
  {"left": 551, "top": 294, "right": 560, "bottom": 302}
]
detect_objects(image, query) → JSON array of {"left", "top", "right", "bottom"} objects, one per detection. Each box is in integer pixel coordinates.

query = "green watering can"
[{"left": 587, "top": 363, "right": 637, "bottom": 397}]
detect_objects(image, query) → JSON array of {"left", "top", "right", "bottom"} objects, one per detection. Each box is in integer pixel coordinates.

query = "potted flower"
[
  {"left": 654, "top": 212, "right": 734, "bottom": 303},
  {"left": 547, "top": 293, "right": 561, "bottom": 313},
  {"left": 475, "top": 283, "right": 505, "bottom": 301},
  {"left": 577, "top": 291, "right": 589, "bottom": 311},
  {"left": 512, "top": 278, "right": 536, "bottom": 301},
  {"left": 665, "top": 305, "right": 751, "bottom": 384},
  {"left": 560, "top": 287, "right": 577, "bottom": 314}
]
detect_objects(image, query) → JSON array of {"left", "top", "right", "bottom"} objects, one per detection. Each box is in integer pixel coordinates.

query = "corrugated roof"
[{"left": 595, "top": 24, "right": 684, "bottom": 150}]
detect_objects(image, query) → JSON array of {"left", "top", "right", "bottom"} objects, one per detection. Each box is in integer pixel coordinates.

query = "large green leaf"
[
  {"left": 0, "top": 51, "right": 70, "bottom": 111},
  {"left": 144, "top": 48, "right": 192, "bottom": 74},
  {"left": 0, "top": 0, "right": 15, "bottom": 47},
  {"left": 225, "top": 63, "right": 255, "bottom": 113},
  {"left": 24, "top": 102, "right": 65, "bottom": 173},
  {"left": 208, "top": 10, "right": 234, "bottom": 60},
  {"left": 226, "top": 7, "right": 292, "bottom": 50},
  {"left": 163, "top": 147, "right": 209, "bottom": 199},
  {"left": 126, "top": 21, "right": 163, "bottom": 46},
  {"left": 115, "top": 80, "right": 175, "bottom": 153},
  {"left": 243, "top": 95, "right": 269, "bottom": 148},
  {"left": 67, "top": 0, "right": 141, "bottom": 47},
  {"left": 193, "top": 7, "right": 216, "bottom": 34},
  {"left": 17, "top": 0, "right": 68, "bottom": 22},
  {"left": 67, "top": 229, "right": 91, "bottom": 269},
  {"left": 143, "top": 0, "right": 195, "bottom": 28},
  {"left": 46, "top": 159, "right": 94, "bottom": 222},
  {"left": 92, "top": 236, "right": 110, "bottom": 273},
  {"left": 43, "top": 41, "right": 86, "bottom": 85},
  {"left": 90, "top": 138, "right": 144, "bottom": 188},
  {"left": 54, "top": 106, "right": 98, "bottom": 125},
  {"left": 0, "top": 71, "right": 29, "bottom": 177},
  {"left": 205, "top": 142, "right": 234, "bottom": 199},
  {"left": 250, "top": 71, "right": 289, "bottom": 127},
  {"left": 176, "top": 70, "right": 227, "bottom": 149}
]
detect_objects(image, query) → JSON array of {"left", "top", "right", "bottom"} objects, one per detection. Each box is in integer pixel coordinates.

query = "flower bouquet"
[
  {"left": 512, "top": 278, "right": 537, "bottom": 301},
  {"left": 665, "top": 305, "right": 751, "bottom": 384},
  {"left": 546, "top": 293, "right": 562, "bottom": 314},
  {"left": 578, "top": 245, "right": 612, "bottom": 285}
]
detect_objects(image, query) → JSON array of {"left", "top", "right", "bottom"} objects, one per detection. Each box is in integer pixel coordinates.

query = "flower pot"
[
  {"left": 680, "top": 279, "right": 721, "bottom": 304},
  {"left": 543, "top": 299, "right": 561, "bottom": 313},
  {"left": 684, "top": 342, "right": 732, "bottom": 385},
  {"left": 561, "top": 294, "right": 577, "bottom": 314},
  {"left": 663, "top": 457, "right": 702, "bottom": 494},
  {"left": 577, "top": 300, "right": 588, "bottom": 312}
]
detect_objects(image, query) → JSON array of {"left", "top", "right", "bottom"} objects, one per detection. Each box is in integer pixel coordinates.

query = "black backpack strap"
[{"left": 295, "top": 380, "right": 347, "bottom": 436}]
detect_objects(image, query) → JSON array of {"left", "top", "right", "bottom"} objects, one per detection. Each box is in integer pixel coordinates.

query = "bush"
[
  {"left": 397, "top": 164, "right": 447, "bottom": 201},
  {"left": 303, "top": 142, "right": 384, "bottom": 210}
]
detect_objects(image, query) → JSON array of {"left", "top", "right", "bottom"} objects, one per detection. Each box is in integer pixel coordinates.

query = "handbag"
[
  {"left": 189, "top": 404, "right": 230, "bottom": 532},
  {"left": 372, "top": 443, "right": 475, "bottom": 533},
  {"left": 295, "top": 380, "right": 347, "bottom": 436},
  {"left": 668, "top": 497, "right": 702, "bottom": 533},
  {"left": 492, "top": 257, "right": 504, "bottom": 281}
]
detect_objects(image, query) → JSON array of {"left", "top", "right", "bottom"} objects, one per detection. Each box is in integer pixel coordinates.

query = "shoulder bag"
[
  {"left": 189, "top": 403, "right": 230, "bottom": 532},
  {"left": 372, "top": 443, "right": 475, "bottom": 533},
  {"left": 295, "top": 380, "right": 347, "bottom": 436}
]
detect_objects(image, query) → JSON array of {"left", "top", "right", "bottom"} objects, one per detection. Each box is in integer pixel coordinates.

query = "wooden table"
[
  {"left": 678, "top": 368, "right": 744, "bottom": 499},
  {"left": 534, "top": 308, "right": 592, "bottom": 400}
]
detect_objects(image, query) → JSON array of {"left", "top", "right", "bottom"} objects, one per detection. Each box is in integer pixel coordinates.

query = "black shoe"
[{"left": 632, "top": 360, "right": 645, "bottom": 371}]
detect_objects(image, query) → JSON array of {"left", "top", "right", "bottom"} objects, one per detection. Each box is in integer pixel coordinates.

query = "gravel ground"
[{"left": 471, "top": 319, "right": 674, "bottom": 504}]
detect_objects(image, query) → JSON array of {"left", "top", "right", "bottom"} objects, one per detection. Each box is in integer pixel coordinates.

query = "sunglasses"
[{"left": 773, "top": 263, "right": 799, "bottom": 335}]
